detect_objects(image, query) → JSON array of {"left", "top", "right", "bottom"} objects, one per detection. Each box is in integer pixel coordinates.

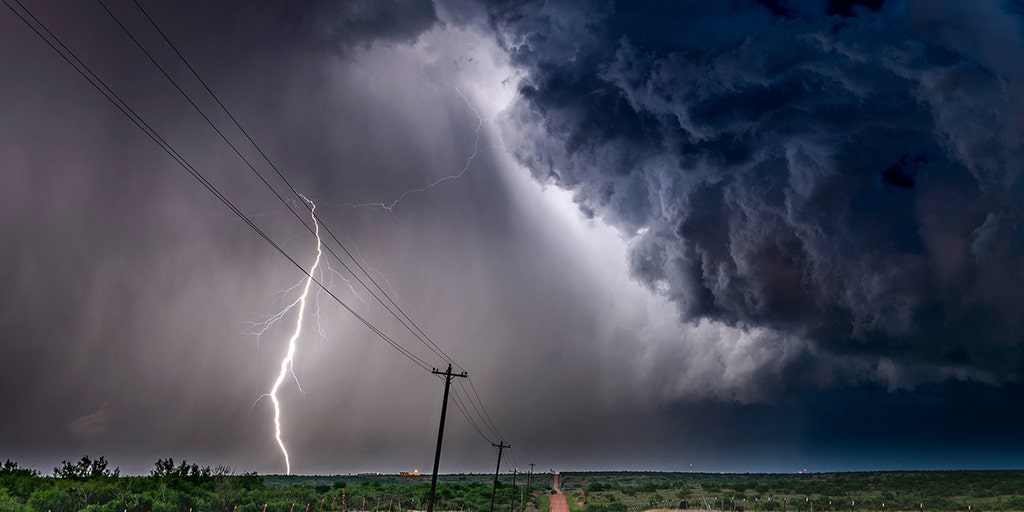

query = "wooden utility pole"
[
  {"left": 489, "top": 441, "right": 510, "bottom": 512},
  {"left": 427, "top": 364, "right": 467, "bottom": 512},
  {"left": 519, "top": 469, "right": 526, "bottom": 512},
  {"left": 527, "top": 464, "right": 535, "bottom": 502},
  {"left": 510, "top": 468, "right": 518, "bottom": 512}
]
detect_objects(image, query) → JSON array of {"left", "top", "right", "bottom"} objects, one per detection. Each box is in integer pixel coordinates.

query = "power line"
[
  {"left": 118, "top": 0, "right": 463, "bottom": 372},
  {"left": 449, "top": 383, "right": 495, "bottom": 445},
  {"left": 455, "top": 378, "right": 503, "bottom": 442},
  {"left": 507, "top": 446, "right": 521, "bottom": 474},
  {"left": 5, "top": 0, "right": 521, "bottom": 463},
  {"left": 0, "top": 0, "right": 434, "bottom": 374},
  {"left": 108, "top": 1, "right": 523, "bottom": 457},
  {"left": 464, "top": 377, "right": 506, "bottom": 440},
  {"left": 107, "top": 0, "right": 522, "bottom": 454},
  {"left": 454, "top": 379, "right": 500, "bottom": 441}
]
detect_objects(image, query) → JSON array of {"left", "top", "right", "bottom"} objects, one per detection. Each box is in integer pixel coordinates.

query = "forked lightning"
[{"left": 263, "top": 195, "right": 323, "bottom": 475}]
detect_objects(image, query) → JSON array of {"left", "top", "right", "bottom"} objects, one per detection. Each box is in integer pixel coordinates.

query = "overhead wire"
[
  {"left": 0, "top": 0, "right": 434, "bottom": 374},
  {"left": 507, "top": 446, "right": 521, "bottom": 473},
  {"left": 455, "top": 379, "right": 503, "bottom": 442},
  {"left": 431, "top": 370, "right": 501, "bottom": 448},
  {"left": 464, "top": 377, "right": 506, "bottom": 441},
  {"left": 448, "top": 383, "right": 495, "bottom": 445},
  {"left": 113, "top": 0, "right": 519, "bottom": 455},
  {"left": 6, "top": 0, "right": 518, "bottom": 461},
  {"left": 117, "top": 0, "right": 463, "bottom": 373}
]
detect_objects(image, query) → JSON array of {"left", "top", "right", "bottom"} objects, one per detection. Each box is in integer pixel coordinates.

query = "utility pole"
[
  {"left": 520, "top": 470, "right": 526, "bottom": 512},
  {"left": 527, "top": 463, "right": 535, "bottom": 503},
  {"left": 489, "top": 441, "right": 510, "bottom": 512},
  {"left": 510, "top": 468, "right": 518, "bottom": 512},
  {"left": 426, "top": 364, "right": 467, "bottom": 512}
]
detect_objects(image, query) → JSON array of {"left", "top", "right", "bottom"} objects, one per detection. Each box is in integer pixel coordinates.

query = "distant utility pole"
[
  {"left": 510, "top": 468, "right": 518, "bottom": 512},
  {"left": 426, "top": 364, "right": 467, "bottom": 512},
  {"left": 489, "top": 441, "right": 510, "bottom": 512},
  {"left": 520, "top": 474, "right": 526, "bottom": 512},
  {"left": 527, "top": 463, "right": 535, "bottom": 502}
]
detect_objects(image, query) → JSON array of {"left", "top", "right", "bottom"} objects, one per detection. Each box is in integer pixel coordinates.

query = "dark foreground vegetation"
[
  {"left": 559, "top": 471, "right": 1024, "bottom": 512},
  {"left": 3, "top": 459, "right": 1023, "bottom": 512},
  {"left": 0, "top": 457, "right": 547, "bottom": 512}
]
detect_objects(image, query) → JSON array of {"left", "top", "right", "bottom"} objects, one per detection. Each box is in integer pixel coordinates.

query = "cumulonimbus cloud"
[{"left": 486, "top": 0, "right": 1024, "bottom": 392}]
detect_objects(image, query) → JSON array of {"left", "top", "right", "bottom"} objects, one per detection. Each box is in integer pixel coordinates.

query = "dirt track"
[
  {"left": 550, "top": 474, "right": 568, "bottom": 512},
  {"left": 550, "top": 493, "right": 568, "bottom": 512}
]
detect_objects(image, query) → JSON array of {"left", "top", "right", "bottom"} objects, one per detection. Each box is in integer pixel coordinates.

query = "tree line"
[
  {"left": 0, "top": 458, "right": 540, "bottom": 512},
  {"left": 565, "top": 471, "right": 1024, "bottom": 512}
]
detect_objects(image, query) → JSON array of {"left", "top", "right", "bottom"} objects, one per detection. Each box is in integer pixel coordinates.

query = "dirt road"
[
  {"left": 550, "top": 493, "right": 568, "bottom": 512},
  {"left": 550, "top": 474, "right": 568, "bottom": 512}
]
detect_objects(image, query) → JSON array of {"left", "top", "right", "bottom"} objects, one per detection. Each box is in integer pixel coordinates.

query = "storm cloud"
[
  {"left": 4, "top": 0, "right": 1024, "bottom": 476},
  {"left": 486, "top": 0, "right": 1024, "bottom": 391}
]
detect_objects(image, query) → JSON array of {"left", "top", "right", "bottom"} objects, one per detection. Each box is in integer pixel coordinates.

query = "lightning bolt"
[
  {"left": 263, "top": 194, "right": 323, "bottom": 475},
  {"left": 342, "top": 87, "right": 504, "bottom": 211},
  {"left": 244, "top": 206, "right": 366, "bottom": 353}
]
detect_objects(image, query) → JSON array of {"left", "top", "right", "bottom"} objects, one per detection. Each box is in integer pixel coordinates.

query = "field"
[
  {"left": 558, "top": 471, "right": 1024, "bottom": 512},
  {"left": 3, "top": 459, "right": 1024, "bottom": 511}
]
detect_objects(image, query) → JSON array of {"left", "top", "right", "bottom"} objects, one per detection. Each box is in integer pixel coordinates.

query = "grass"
[
  {"left": 538, "top": 493, "right": 551, "bottom": 512},
  {"left": 567, "top": 489, "right": 586, "bottom": 512},
  {"left": 564, "top": 471, "right": 1024, "bottom": 512}
]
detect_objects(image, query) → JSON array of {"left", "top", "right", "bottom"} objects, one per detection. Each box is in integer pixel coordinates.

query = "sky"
[{"left": 2, "top": 0, "right": 1024, "bottom": 476}]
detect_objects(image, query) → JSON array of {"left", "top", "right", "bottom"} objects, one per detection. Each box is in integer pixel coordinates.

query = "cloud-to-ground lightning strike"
[
  {"left": 244, "top": 196, "right": 369, "bottom": 473},
  {"left": 263, "top": 195, "right": 323, "bottom": 475}
]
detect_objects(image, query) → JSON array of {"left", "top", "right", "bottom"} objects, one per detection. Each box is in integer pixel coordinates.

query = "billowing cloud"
[
  {"left": 5, "top": 0, "right": 1024, "bottom": 474},
  {"left": 488, "top": 0, "right": 1024, "bottom": 392}
]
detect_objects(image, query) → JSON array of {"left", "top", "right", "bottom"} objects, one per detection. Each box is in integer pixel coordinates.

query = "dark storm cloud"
[
  {"left": 487, "top": 0, "right": 1024, "bottom": 390},
  {"left": 8, "top": 0, "right": 1024, "bottom": 476}
]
